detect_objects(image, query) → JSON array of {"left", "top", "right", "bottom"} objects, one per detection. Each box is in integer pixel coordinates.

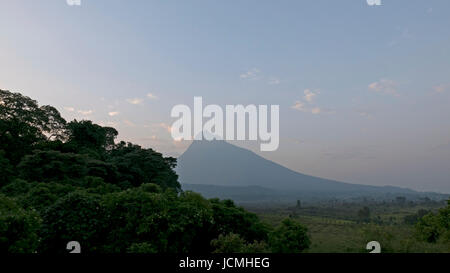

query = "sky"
[{"left": 1, "top": 0, "right": 449, "bottom": 193}]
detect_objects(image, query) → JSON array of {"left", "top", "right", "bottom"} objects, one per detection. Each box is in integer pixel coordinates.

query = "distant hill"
[{"left": 176, "top": 140, "right": 443, "bottom": 202}]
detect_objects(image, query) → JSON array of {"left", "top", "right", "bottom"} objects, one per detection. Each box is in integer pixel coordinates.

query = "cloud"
[
  {"left": 291, "top": 101, "right": 322, "bottom": 115},
  {"left": 123, "top": 120, "right": 136, "bottom": 127},
  {"left": 78, "top": 109, "right": 93, "bottom": 115},
  {"left": 64, "top": 107, "right": 75, "bottom": 112},
  {"left": 157, "top": 122, "right": 172, "bottom": 133},
  {"left": 311, "top": 107, "right": 321, "bottom": 114},
  {"left": 108, "top": 111, "right": 120, "bottom": 117},
  {"left": 240, "top": 68, "right": 260, "bottom": 80},
  {"left": 292, "top": 101, "right": 306, "bottom": 111},
  {"left": 147, "top": 93, "right": 158, "bottom": 100},
  {"left": 433, "top": 84, "right": 449, "bottom": 94},
  {"left": 268, "top": 77, "right": 280, "bottom": 85},
  {"left": 304, "top": 89, "right": 318, "bottom": 103},
  {"left": 99, "top": 121, "right": 119, "bottom": 127},
  {"left": 126, "top": 98, "right": 143, "bottom": 105},
  {"left": 291, "top": 89, "right": 325, "bottom": 115},
  {"left": 368, "top": 79, "right": 398, "bottom": 96}
]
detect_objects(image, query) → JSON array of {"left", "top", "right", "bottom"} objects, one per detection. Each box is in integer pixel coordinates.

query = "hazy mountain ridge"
[{"left": 176, "top": 140, "right": 446, "bottom": 202}]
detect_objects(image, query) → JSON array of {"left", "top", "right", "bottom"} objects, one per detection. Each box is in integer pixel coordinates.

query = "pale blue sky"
[{"left": 1, "top": 0, "right": 449, "bottom": 192}]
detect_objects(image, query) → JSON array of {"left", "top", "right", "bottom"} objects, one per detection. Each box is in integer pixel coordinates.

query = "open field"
[{"left": 246, "top": 201, "right": 450, "bottom": 253}]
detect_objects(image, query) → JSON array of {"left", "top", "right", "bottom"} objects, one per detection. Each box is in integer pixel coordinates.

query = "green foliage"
[
  {"left": 0, "top": 89, "right": 66, "bottom": 164},
  {"left": 0, "top": 90, "right": 275, "bottom": 253},
  {"left": 403, "top": 209, "right": 431, "bottom": 225},
  {"left": 361, "top": 224, "right": 394, "bottom": 252},
  {"left": 65, "top": 120, "right": 117, "bottom": 154},
  {"left": 39, "top": 191, "right": 105, "bottom": 253},
  {"left": 357, "top": 206, "right": 371, "bottom": 223},
  {"left": 107, "top": 141, "right": 180, "bottom": 190},
  {"left": 19, "top": 182, "right": 76, "bottom": 213},
  {"left": 0, "top": 194, "right": 41, "bottom": 253},
  {"left": 17, "top": 150, "right": 90, "bottom": 184},
  {"left": 415, "top": 200, "right": 450, "bottom": 243},
  {"left": 0, "top": 151, "right": 14, "bottom": 187},
  {"left": 269, "top": 218, "right": 310, "bottom": 253},
  {"left": 211, "top": 233, "right": 270, "bottom": 253},
  {"left": 127, "top": 242, "right": 158, "bottom": 253},
  {"left": 211, "top": 233, "right": 246, "bottom": 253},
  {"left": 0, "top": 179, "right": 32, "bottom": 197},
  {"left": 209, "top": 198, "right": 269, "bottom": 244}
]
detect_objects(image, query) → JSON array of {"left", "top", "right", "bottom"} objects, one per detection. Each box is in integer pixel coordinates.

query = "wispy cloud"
[
  {"left": 292, "top": 89, "right": 325, "bottom": 115},
  {"left": 126, "top": 98, "right": 143, "bottom": 105},
  {"left": 99, "top": 121, "right": 119, "bottom": 127},
  {"left": 311, "top": 107, "right": 321, "bottom": 114},
  {"left": 108, "top": 111, "right": 120, "bottom": 117},
  {"left": 292, "top": 101, "right": 307, "bottom": 111},
  {"left": 304, "top": 89, "right": 318, "bottom": 103},
  {"left": 156, "top": 122, "right": 172, "bottom": 133},
  {"left": 123, "top": 120, "right": 136, "bottom": 127},
  {"left": 368, "top": 79, "right": 398, "bottom": 96},
  {"left": 64, "top": 107, "right": 75, "bottom": 112},
  {"left": 292, "top": 101, "right": 322, "bottom": 115},
  {"left": 78, "top": 109, "right": 93, "bottom": 115},
  {"left": 433, "top": 84, "right": 449, "bottom": 94},
  {"left": 240, "top": 68, "right": 260, "bottom": 80},
  {"left": 147, "top": 93, "right": 158, "bottom": 100}
]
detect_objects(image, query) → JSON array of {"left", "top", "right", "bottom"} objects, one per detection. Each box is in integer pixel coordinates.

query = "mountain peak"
[{"left": 176, "top": 140, "right": 417, "bottom": 200}]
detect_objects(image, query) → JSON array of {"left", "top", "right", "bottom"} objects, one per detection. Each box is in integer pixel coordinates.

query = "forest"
[{"left": 0, "top": 89, "right": 448, "bottom": 253}]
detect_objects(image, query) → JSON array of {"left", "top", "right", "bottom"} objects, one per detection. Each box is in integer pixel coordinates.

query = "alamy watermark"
[
  {"left": 366, "top": 0, "right": 382, "bottom": 6},
  {"left": 170, "top": 97, "right": 279, "bottom": 151},
  {"left": 66, "top": 0, "right": 81, "bottom": 6}
]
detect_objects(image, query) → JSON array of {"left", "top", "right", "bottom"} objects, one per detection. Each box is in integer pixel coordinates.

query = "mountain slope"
[{"left": 175, "top": 140, "right": 417, "bottom": 198}]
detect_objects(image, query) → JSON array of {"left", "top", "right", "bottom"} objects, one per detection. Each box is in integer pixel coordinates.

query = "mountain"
[{"left": 175, "top": 140, "right": 431, "bottom": 202}]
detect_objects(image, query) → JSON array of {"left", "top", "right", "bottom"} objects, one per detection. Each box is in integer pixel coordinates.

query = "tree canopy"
[{"left": 0, "top": 89, "right": 302, "bottom": 253}]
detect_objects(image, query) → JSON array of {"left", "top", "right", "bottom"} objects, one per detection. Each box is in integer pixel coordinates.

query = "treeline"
[{"left": 0, "top": 89, "right": 310, "bottom": 253}]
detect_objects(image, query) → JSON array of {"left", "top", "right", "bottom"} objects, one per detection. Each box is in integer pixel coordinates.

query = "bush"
[
  {"left": 0, "top": 194, "right": 41, "bottom": 253},
  {"left": 211, "top": 233, "right": 270, "bottom": 253},
  {"left": 415, "top": 201, "right": 450, "bottom": 244},
  {"left": 269, "top": 218, "right": 310, "bottom": 253},
  {"left": 39, "top": 191, "right": 105, "bottom": 253}
]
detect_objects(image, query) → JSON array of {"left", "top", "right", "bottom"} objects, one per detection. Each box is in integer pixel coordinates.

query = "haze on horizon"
[{"left": 0, "top": 1, "right": 449, "bottom": 193}]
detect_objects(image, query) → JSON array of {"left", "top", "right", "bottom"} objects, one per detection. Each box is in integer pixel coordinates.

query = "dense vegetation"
[
  {"left": 0, "top": 89, "right": 448, "bottom": 253},
  {"left": 0, "top": 89, "right": 311, "bottom": 254},
  {"left": 248, "top": 199, "right": 449, "bottom": 253}
]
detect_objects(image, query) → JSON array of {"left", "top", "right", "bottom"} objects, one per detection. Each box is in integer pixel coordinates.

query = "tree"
[
  {"left": 0, "top": 194, "right": 41, "bottom": 253},
  {"left": 0, "top": 89, "right": 274, "bottom": 254},
  {"left": 357, "top": 206, "right": 371, "bottom": 223},
  {"left": 269, "top": 218, "right": 310, "bottom": 253},
  {"left": 0, "top": 89, "right": 66, "bottom": 164},
  {"left": 211, "top": 233, "right": 246, "bottom": 253},
  {"left": 209, "top": 199, "right": 269, "bottom": 246},
  {"left": 17, "top": 150, "right": 89, "bottom": 183},
  {"left": 65, "top": 120, "right": 117, "bottom": 156},
  {"left": 17, "top": 150, "right": 119, "bottom": 186},
  {"left": 39, "top": 191, "right": 106, "bottom": 253},
  {"left": 0, "top": 150, "right": 13, "bottom": 187},
  {"left": 211, "top": 233, "right": 270, "bottom": 253},
  {"left": 403, "top": 209, "right": 431, "bottom": 225},
  {"left": 415, "top": 200, "right": 450, "bottom": 243},
  {"left": 107, "top": 141, "right": 180, "bottom": 190}
]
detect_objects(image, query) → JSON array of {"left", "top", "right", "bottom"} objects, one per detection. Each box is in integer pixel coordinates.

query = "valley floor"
[{"left": 245, "top": 201, "right": 450, "bottom": 253}]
